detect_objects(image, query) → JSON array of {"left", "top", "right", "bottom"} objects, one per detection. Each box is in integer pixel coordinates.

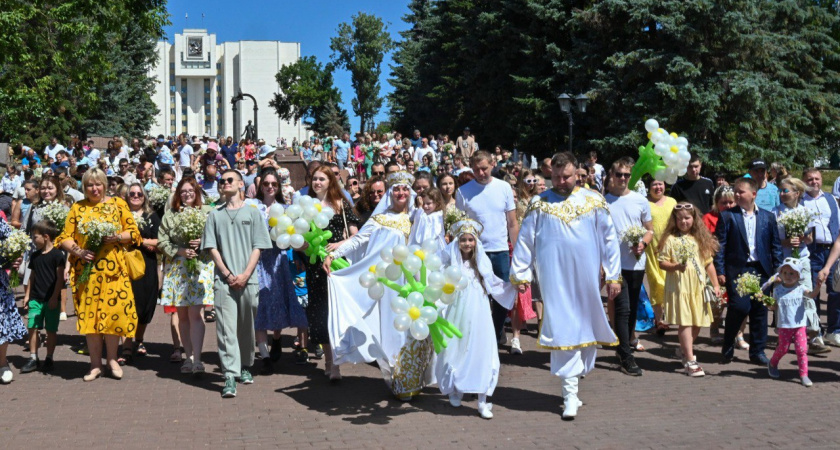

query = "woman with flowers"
[
  {"left": 120, "top": 182, "right": 162, "bottom": 363},
  {"left": 56, "top": 168, "right": 141, "bottom": 381},
  {"left": 158, "top": 177, "right": 215, "bottom": 375},
  {"left": 0, "top": 216, "right": 27, "bottom": 384},
  {"left": 646, "top": 179, "right": 677, "bottom": 336},
  {"left": 19, "top": 176, "right": 68, "bottom": 294}
]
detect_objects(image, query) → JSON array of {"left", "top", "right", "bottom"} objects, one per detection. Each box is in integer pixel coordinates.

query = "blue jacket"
[{"left": 715, "top": 206, "right": 784, "bottom": 280}]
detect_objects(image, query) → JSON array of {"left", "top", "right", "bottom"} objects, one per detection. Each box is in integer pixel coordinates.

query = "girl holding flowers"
[
  {"left": 658, "top": 202, "right": 721, "bottom": 377},
  {"left": 158, "top": 177, "right": 215, "bottom": 375},
  {"left": 56, "top": 168, "right": 141, "bottom": 381}
]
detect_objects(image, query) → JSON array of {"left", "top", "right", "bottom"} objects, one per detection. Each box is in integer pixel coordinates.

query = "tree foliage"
[
  {"left": 330, "top": 12, "right": 395, "bottom": 133},
  {"left": 269, "top": 56, "right": 345, "bottom": 135},
  {"left": 0, "top": 0, "right": 169, "bottom": 147},
  {"left": 389, "top": 0, "right": 840, "bottom": 170}
]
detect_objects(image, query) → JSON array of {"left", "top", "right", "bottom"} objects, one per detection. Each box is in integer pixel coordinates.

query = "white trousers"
[{"left": 550, "top": 346, "right": 597, "bottom": 378}]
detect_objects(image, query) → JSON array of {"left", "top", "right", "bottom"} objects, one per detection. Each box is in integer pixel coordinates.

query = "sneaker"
[
  {"left": 801, "top": 376, "right": 813, "bottom": 387},
  {"left": 619, "top": 354, "right": 643, "bottom": 376},
  {"left": 498, "top": 334, "right": 508, "bottom": 346},
  {"left": 221, "top": 376, "right": 237, "bottom": 398},
  {"left": 768, "top": 363, "right": 780, "bottom": 379},
  {"left": 0, "top": 365, "right": 13, "bottom": 384},
  {"left": 478, "top": 403, "right": 494, "bottom": 419},
  {"left": 41, "top": 357, "right": 54, "bottom": 372},
  {"left": 296, "top": 349, "right": 309, "bottom": 365},
  {"left": 59, "top": 312, "right": 67, "bottom": 321},
  {"left": 240, "top": 369, "right": 254, "bottom": 384},
  {"left": 20, "top": 358, "right": 39, "bottom": 374},
  {"left": 261, "top": 358, "right": 273, "bottom": 375},
  {"left": 684, "top": 360, "right": 705, "bottom": 377},
  {"left": 510, "top": 338, "right": 523, "bottom": 355},
  {"left": 314, "top": 344, "right": 324, "bottom": 359},
  {"left": 808, "top": 342, "right": 832, "bottom": 355},
  {"left": 824, "top": 332, "right": 840, "bottom": 347}
]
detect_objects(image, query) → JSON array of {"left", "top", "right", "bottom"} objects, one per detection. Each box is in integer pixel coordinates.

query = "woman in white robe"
[{"left": 437, "top": 219, "right": 515, "bottom": 419}]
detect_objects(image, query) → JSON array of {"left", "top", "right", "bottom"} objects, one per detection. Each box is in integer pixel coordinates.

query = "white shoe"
[
  {"left": 0, "top": 365, "right": 13, "bottom": 384},
  {"left": 448, "top": 393, "right": 462, "bottom": 407},
  {"left": 824, "top": 332, "right": 840, "bottom": 347},
  {"left": 478, "top": 403, "right": 494, "bottom": 419},
  {"left": 510, "top": 338, "right": 522, "bottom": 355},
  {"left": 59, "top": 312, "right": 67, "bottom": 321},
  {"left": 561, "top": 377, "right": 581, "bottom": 420}
]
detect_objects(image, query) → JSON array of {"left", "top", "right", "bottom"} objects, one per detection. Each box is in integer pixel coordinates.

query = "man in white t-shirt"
[
  {"left": 413, "top": 138, "right": 435, "bottom": 165},
  {"left": 44, "top": 137, "right": 66, "bottom": 161},
  {"left": 179, "top": 135, "right": 194, "bottom": 169},
  {"left": 456, "top": 150, "right": 519, "bottom": 347},
  {"left": 604, "top": 157, "right": 652, "bottom": 377}
]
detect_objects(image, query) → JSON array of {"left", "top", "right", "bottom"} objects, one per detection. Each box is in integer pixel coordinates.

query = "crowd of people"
[{"left": 1, "top": 128, "right": 840, "bottom": 421}]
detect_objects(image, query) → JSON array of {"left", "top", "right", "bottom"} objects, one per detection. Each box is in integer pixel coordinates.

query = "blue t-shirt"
[
  {"left": 756, "top": 183, "right": 780, "bottom": 212},
  {"left": 221, "top": 144, "right": 238, "bottom": 167},
  {"left": 290, "top": 250, "right": 307, "bottom": 296},
  {"left": 334, "top": 139, "right": 351, "bottom": 163}
]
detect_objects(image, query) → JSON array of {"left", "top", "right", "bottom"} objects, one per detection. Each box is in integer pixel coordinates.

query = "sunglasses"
[
  {"left": 262, "top": 181, "right": 278, "bottom": 188},
  {"left": 128, "top": 192, "right": 144, "bottom": 198},
  {"left": 674, "top": 204, "right": 694, "bottom": 210},
  {"left": 218, "top": 177, "right": 238, "bottom": 185},
  {"left": 525, "top": 179, "right": 536, "bottom": 184},
  {"left": 780, "top": 188, "right": 792, "bottom": 194},
  {"left": 613, "top": 172, "right": 632, "bottom": 179},
  {"left": 349, "top": 181, "right": 359, "bottom": 186},
  {"left": 373, "top": 171, "right": 385, "bottom": 176}
]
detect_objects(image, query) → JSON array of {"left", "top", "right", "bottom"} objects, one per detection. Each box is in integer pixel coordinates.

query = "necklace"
[{"left": 224, "top": 205, "right": 242, "bottom": 224}]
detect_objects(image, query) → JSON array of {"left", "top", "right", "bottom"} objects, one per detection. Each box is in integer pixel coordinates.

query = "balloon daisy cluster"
[
  {"left": 358, "top": 238, "right": 466, "bottom": 352},
  {"left": 628, "top": 118, "right": 691, "bottom": 187},
  {"left": 268, "top": 196, "right": 349, "bottom": 270}
]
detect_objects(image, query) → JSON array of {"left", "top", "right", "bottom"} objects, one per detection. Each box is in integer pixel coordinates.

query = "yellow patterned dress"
[{"left": 56, "top": 197, "right": 142, "bottom": 337}]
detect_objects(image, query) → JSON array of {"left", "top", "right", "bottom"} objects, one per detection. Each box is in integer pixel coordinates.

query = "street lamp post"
[
  {"left": 231, "top": 90, "right": 259, "bottom": 141},
  {"left": 557, "top": 93, "right": 589, "bottom": 153}
]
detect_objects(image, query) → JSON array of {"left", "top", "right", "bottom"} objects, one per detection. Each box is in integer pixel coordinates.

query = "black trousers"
[{"left": 612, "top": 270, "right": 645, "bottom": 359}]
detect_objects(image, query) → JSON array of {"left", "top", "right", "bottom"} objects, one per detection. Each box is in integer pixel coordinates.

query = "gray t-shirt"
[{"left": 201, "top": 204, "right": 271, "bottom": 285}]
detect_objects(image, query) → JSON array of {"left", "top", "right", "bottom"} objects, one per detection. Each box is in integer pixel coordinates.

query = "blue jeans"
[
  {"left": 486, "top": 251, "right": 511, "bottom": 339},
  {"left": 809, "top": 244, "right": 840, "bottom": 333}
]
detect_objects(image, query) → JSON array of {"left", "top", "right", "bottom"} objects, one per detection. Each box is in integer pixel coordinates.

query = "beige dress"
[{"left": 659, "top": 235, "right": 713, "bottom": 327}]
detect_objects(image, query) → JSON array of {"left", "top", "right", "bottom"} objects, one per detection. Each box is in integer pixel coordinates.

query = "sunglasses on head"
[
  {"left": 218, "top": 176, "right": 238, "bottom": 185},
  {"left": 674, "top": 203, "right": 694, "bottom": 210}
]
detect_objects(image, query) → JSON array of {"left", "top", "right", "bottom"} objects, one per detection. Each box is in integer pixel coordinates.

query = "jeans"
[
  {"left": 809, "top": 244, "right": 840, "bottom": 333},
  {"left": 612, "top": 270, "right": 645, "bottom": 359},
  {"left": 486, "top": 251, "right": 511, "bottom": 340},
  {"left": 722, "top": 264, "right": 769, "bottom": 359}
]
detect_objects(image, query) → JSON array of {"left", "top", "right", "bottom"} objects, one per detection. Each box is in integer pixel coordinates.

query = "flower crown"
[
  {"left": 450, "top": 218, "right": 483, "bottom": 239},
  {"left": 386, "top": 171, "right": 415, "bottom": 189}
]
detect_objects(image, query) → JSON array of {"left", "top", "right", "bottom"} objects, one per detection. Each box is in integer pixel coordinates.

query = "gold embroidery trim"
[
  {"left": 372, "top": 213, "right": 411, "bottom": 237},
  {"left": 525, "top": 194, "right": 607, "bottom": 224},
  {"left": 509, "top": 274, "right": 530, "bottom": 285},
  {"left": 536, "top": 319, "right": 619, "bottom": 350}
]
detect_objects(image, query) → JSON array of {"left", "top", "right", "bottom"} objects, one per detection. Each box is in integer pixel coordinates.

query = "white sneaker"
[
  {"left": 510, "top": 338, "right": 523, "bottom": 355},
  {"left": 448, "top": 393, "right": 462, "bottom": 407},
  {"left": 824, "top": 332, "right": 840, "bottom": 347},
  {"left": 59, "top": 312, "right": 67, "bottom": 321},
  {"left": 562, "top": 396, "right": 581, "bottom": 419},
  {"left": 478, "top": 403, "right": 494, "bottom": 419},
  {"left": 0, "top": 365, "right": 13, "bottom": 384}
]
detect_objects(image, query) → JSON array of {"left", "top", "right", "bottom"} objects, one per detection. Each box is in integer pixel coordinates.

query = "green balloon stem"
[{"left": 420, "top": 263, "right": 427, "bottom": 285}]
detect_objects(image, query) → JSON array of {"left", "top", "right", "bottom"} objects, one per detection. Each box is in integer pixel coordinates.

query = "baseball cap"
[{"left": 748, "top": 158, "right": 767, "bottom": 170}]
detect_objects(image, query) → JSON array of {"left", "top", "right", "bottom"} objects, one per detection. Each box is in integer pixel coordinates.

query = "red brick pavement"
[{"left": 2, "top": 294, "right": 840, "bottom": 449}]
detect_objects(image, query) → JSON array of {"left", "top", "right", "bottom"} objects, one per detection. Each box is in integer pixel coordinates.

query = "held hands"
[
  {"left": 322, "top": 256, "right": 333, "bottom": 276},
  {"left": 606, "top": 283, "right": 621, "bottom": 301},
  {"left": 818, "top": 269, "right": 829, "bottom": 284},
  {"left": 517, "top": 283, "right": 529, "bottom": 294}
]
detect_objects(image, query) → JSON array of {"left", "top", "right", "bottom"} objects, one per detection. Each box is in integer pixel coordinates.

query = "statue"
[{"left": 241, "top": 120, "right": 256, "bottom": 141}]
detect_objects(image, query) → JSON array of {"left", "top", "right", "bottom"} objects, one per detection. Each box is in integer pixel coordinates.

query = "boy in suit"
[{"left": 715, "top": 177, "right": 783, "bottom": 364}]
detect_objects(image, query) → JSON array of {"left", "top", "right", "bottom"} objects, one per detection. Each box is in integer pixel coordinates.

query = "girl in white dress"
[
  {"left": 437, "top": 219, "right": 516, "bottom": 419},
  {"left": 408, "top": 188, "right": 446, "bottom": 249}
]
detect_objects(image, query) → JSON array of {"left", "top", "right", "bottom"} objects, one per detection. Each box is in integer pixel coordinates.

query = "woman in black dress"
[
  {"left": 121, "top": 182, "right": 161, "bottom": 363},
  {"left": 300, "top": 166, "right": 358, "bottom": 381}
]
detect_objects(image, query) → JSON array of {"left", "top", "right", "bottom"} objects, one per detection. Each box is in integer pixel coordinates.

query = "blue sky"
[{"left": 164, "top": 1, "right": 410, "bottom": 130}]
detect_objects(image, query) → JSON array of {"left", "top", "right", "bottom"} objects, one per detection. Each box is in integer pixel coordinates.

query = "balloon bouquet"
[
  {"left": 268, "top": 196, "right": 350, "bottom": 271},
  {"left": 628, "top": 118, "right": 691, "bottom": 188},
  {"left": 358, "top": 238, "right": 468, "bottom": 353}
]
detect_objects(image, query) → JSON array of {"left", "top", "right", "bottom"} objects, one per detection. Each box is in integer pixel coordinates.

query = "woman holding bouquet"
[
  {"left": 158, "top": 178, "right": 215, "bottom": 375},
  {"left": 56, "top": 168, "right": 141, "bottom": 381},
  {"left": 0, "top": 216, "right": 27, "bottom": 384}
]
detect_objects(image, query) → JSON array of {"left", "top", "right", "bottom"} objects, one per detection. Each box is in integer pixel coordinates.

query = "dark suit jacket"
[{"left": 714, "top": 206, "right": 784, "bottom": 281}]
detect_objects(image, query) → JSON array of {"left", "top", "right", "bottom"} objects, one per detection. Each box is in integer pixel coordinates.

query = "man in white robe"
[{"left": 510, "top": 151, "right": 622, "bottom": 420}]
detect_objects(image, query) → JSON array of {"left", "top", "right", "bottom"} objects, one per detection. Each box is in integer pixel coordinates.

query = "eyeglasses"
[
  {"left": 525, "top": 179, "right": 536, "bottom": 184},
  {"left": 262, "top": 181, "right": 278, "bottom": 188},
  {"left": 674, "top": 204, "right": 694, "bottom": 210},
  {"left": 128, "top": 192, "right": 144, "bottom": 198},
  {"left": 613, "top": 172, "right": 632, "bottom": 179},
  {"left": 180, "top": 190, "right": 196, "bottom": 196},
  {"left": 218, "top": 177, "right": 238, "bottom": 186}
]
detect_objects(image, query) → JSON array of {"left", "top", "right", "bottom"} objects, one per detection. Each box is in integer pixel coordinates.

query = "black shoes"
[
  {"left": 41, "top": 357, "right": 54, "bottom": 372},
  {"left": 618, "top": 354, "right": 643, "bottom": 376},
  {"left": 20, "top": 358, "right": 39, "bottom": 374}
]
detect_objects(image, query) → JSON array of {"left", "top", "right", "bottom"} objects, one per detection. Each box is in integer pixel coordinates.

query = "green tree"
[
  {"left": 269, "top": 56, "right": 343, "bottom": 134},
  {"left": 330, "top": 12, "right": 395, "bottom": 133},
  {"left": 315, "top": 100, "right": 352, "bottom": 137}
]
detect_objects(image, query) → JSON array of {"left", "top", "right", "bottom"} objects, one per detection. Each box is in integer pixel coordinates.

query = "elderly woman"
[{"left": 56, "top": 168, "right": 141, "bottom": 381}]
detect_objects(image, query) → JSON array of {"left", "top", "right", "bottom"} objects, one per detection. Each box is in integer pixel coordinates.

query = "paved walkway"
[{"left": 2, "top": 293, "right": 840, "bottom": 449}]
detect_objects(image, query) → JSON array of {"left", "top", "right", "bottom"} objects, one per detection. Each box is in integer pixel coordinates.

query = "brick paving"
[{"left": 3, "top": 292, "right": 840, "bottom": 449}]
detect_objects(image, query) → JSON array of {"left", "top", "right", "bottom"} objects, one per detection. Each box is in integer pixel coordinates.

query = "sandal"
[
  {"left": 170, "top": 349, "right": 183, "bottom": 363},
  {"left": 631, "top": 340, "right": 646, "bottom": 352},
  {"left": 204, "top": 309, "right": 216, "bottom": 323},
  {"left": 135, "top": 343, "right": 147, "bottom": 357},
  {"left": 735, "top": 336, "right": 750, "bottom": 350}
]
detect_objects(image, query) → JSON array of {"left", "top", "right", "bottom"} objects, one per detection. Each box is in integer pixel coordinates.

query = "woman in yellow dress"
[
  {"left": 645, "top": 179, "right": 676, "bottom": 336},
  {"left": 57, "top": 168, "right": 141, "bottom": 381}
]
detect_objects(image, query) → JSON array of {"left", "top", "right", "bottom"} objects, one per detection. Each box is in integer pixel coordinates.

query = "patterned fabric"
[
  {"left": 770, "top": 326, "right": 808, "bottom": 378},
  {"left": 0, "top": 217, "right": 27, "bottom": 344},
  {"left": 55, "top": 197, "right": 142, "bottom": 337},
  {"left": 391, "top": 337, "right": 433, "bottom": 400},
  {"left": 161, "top": 257, "right": 215, "bottom": 306}
]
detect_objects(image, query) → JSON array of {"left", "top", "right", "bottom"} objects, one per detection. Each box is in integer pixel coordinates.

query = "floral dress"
[
  {"left": 158, "top": 205, "right": 216, "bottom": 307},
  {"left": 0, "top": 217, "right": 27, "bottom": 344},
  {"left": 56, "top": 197, "right": 142, "bottom": 337}
]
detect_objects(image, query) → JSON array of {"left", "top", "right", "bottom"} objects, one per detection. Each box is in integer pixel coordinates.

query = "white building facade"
[{"left": 147, "top": 29, "right": 306, "bottom": 142}]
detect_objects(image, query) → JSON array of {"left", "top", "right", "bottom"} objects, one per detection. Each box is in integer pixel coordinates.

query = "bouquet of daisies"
[
  {"left": 132, "top": 211, "right": 149, "bottom": 230},
  {"left": 735, "top": 272, "right": 773, "bottom": 307},
  {"left": 77, "top": 217, "right": 120, "bottom": 283},
  {"left": 672, "top": 236, "right": 695, "bottom": 266},
  {"left": 777, "top": 207, "right": 814, "bottom": 257},
  {"left": 205, "top": 194, "right": 220, "bottom": 207},
  {"left": 146, "top": 185, "right": 170, "bottom": 210},
  {"left": 173, "top": 206, "right": 207, "bottom": 274},
  {"left": 41, "top": 201, "right": 70, "bottom": 231},
  {"left": 620, "top": 225, "right": 648, "bottom": 260},
  {"left": 444, "top": 205, "right": 467, "bottom": 233},
  {"left": 1, "top": 228, "right": 32, "bottom": 287}
]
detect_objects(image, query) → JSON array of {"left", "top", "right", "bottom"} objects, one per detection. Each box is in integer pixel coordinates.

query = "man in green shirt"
[{"left": 202, "top": 169, "right": 272, "bottom": 398}]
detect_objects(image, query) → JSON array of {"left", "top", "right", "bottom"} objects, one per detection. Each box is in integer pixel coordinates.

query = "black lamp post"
[
  {"left": 558, "top": 93, "right": 589, "bottom": 153},
  {"left": 231, "top": 90, "right": 258, "bottom": 141}
]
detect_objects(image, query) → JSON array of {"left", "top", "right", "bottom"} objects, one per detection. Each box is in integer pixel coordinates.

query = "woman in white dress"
[
  {"left": 324, "top": 171, "right": 434, "bottom": 401},
  {"left": 437, "top": 219, "right": 515, "bottom": 419}
]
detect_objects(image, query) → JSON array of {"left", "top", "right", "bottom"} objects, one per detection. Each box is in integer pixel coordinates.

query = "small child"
[
  {"left": 436, "top": 219, "right": 516, "bottom": 419},
  {"left": 658, "top": 202, "right": 721, "bottom": 377},
  {"left": 408, "top": 188, "right": 446, "bottom": 250},
  {"left": 21, "top": 220, "right": 65, "bottom": 373},
  {"left": 767, "top": 258, "right": 821, "bottom": 387}
]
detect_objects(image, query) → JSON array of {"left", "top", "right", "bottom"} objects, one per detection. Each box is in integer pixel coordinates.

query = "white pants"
[{"left": 550, "top": 347, "right": 597, "bottom": 378}]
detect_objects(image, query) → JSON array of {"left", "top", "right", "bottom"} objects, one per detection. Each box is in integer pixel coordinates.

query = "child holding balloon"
[{"left": 436, "top": 219, "right": 516, "bottom": 419}]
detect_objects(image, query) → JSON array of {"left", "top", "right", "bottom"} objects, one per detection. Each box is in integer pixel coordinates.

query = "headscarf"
[{"left": 371, "top": 171, "right": 417, "bottom": 217}]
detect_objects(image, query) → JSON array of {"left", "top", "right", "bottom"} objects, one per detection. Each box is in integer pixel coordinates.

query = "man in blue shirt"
[
  {"left": 748, "top": 159, "right": 779, "bottom": 212},
  {"left": 332, "top": 132, "right": 351, "bottom": 171},
  {"left": 21, "top": 147, "right": 41, "bottom": 167}
]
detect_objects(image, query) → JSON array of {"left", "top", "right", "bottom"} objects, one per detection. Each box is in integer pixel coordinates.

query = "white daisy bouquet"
[
  {"left": 1, "top": 228, "right": 31, "bottom": 287},
  {"left": 619, "top": 225, "right": 648, "bottom": 260},
  {"left": 41, "top": 200, "right": 70, "bottom": 231},
  {"left": 672, "top": 236, "right": 695, "bottom": 266},
  {"left": 132, "top": 211, "right": 149, "bottom": 230},
  {"left": 205, "top": 194, "right": 220, "bottom": 207},
  {"left": 146, "top": 185, "right": 170, "bottom": 209},
  {"left": 735, "top": 272, "right": 773, "bottom": 307},
  {"left": 777, "top": 207, "right": 814, "bottom": 257},
  {"left": 77, "top": 217, "right": 120, "bottom": 283},
  {"left": 173, "top": 206, "right": 207, "bottom": 274}
]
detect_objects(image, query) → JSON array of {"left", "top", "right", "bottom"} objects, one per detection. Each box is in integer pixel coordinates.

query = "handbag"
[{"left": 124, "top": 247, "right": 146, "bottom": 281}]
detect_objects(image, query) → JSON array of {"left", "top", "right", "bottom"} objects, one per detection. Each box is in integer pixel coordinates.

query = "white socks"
[{"left": 258, "top": 342, "right": 270, "bottom": 359}]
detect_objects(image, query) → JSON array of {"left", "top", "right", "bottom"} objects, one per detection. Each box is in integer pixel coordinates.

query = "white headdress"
[{"left": 371, "top": 171, "right": 417, "bottom": 217}]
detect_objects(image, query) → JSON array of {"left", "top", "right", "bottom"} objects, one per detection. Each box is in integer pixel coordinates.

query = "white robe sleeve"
[
  {"left": 510, "top": 207, "right": 537, "bottom": 285},
  {"left": 333, "top": 218, "right": 375, "bottom": 260},
  {"left": 598, "top": 204, "right": 622, "bottom": 282}
]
